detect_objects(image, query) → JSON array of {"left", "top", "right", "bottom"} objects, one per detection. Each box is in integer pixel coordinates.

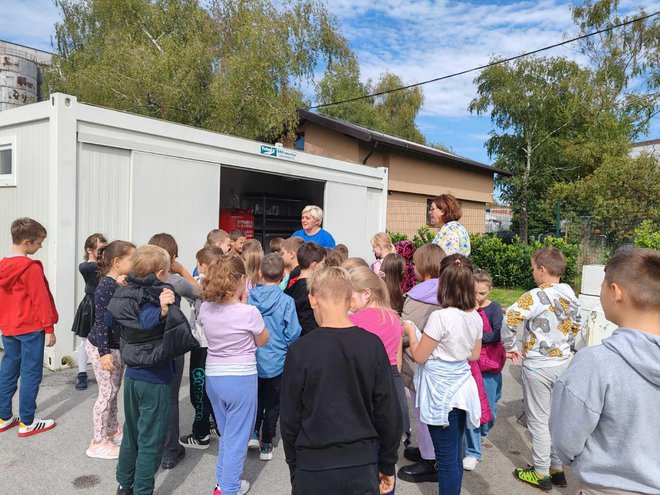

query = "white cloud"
[{"left": 324, "top": 0, "right": 658, "bottom": 118}]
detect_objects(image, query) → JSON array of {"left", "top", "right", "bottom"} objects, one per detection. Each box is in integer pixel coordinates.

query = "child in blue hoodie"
[
  {"left": 248, "top": 253, "right": 302, "bottom": 461},
  {"left": 550, "top": 248, "right": 660, "bottom": 495}
]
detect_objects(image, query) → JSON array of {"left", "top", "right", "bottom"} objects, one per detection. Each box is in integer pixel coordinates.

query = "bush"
[
  {"left": 633, "top": 221, "right": 660, "bottom": 251},
  {"left": 470, "top": 234, "right": 579, "bottom": 289},
  {"left": 412, "top": 225, "right": 435, "bottom": 249},
  {"left": 387, "top": 231, "right": 409, "bottom": 244}
]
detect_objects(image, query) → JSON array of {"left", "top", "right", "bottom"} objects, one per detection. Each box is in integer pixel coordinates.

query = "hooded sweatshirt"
[
  {"left": 502, "top": 283, "right": 580, "bottom": 368},
  {"left": 401, "top": 278, "right": 440, "bottom": 330},
  {"left": 549, "top": 329, "right": 660, "bottom": 494},
  {"left": 248, "top": 284, "right": 301, "bottom": 378},
  {"left": 0, "top": 256, "right": 58, "bottom": 335}
]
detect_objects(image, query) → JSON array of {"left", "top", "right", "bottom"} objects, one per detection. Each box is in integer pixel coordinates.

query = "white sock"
[{"left": 78, "top": 338, "right": 88, "bottom": 374}]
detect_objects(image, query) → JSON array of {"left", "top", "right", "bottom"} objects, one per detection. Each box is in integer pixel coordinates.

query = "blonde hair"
[
  {"left": 349, "top": 266, "right": 390, "bottom": 309},
  {"left": 334, "top": 244, "right": 349, "bottom": 262},
  {"left": 132, "top": 245, "right": 170, "bottom": 278},
  {"left": 413, "top": 243, "right": 445, "bottom": 280},
  {"left": 308, "top": 266, "right": 352, "bottom": 304},
  {"left": 241, "top": 240, "right": 264, "bottom": 286},
  {"left": 206, "top": 229, "right": 229, "bottom": 246},
  {"left": 281, "top": 236, "right": 304, "bottom": 254},
  {"left": 302, "top": 205, "right": 324, "bottom": 225},
  {"left": 371, "top": 232, "right": 393, "bottom": 252},
  {"left": 340, "top": 257, "right": 369, "bottom": 273},
  {"left": 473, "top": 268, "right": 493, "bottom": 287},
  {"left": 202, "top": 255, "right": 245, "bottom": 303}
]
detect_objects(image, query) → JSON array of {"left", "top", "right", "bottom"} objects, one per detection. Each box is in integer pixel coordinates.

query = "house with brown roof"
[{"left": 291, "top": 110, "right": 510, "bottom": 239}]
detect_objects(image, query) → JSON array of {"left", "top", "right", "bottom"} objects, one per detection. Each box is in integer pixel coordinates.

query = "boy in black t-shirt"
[
  {"left": 284, "top": 241, "right": 326, "bottom": 336},
  {"left": 280, "top": 267, "right": 402, "bottom": 495}
]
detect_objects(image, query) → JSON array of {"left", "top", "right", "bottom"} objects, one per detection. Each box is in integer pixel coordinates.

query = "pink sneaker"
[
  {"left": 86, "top": 438, "right": 120, "bottom": 459},
  {"left": 213, "top": 485, "right": 222, "bottom": 495},
  {"left": 109, "top": 427, "right": 123, "bottom": 446}
]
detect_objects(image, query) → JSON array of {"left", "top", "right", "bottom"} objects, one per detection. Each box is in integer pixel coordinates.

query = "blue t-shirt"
[{"left": 291, "top": 228, "right": 336, "bottom": 248}]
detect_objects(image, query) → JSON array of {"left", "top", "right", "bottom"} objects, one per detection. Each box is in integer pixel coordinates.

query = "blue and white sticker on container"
[{"left": 260, "top": 144, "right": 297, "bottom": 161}]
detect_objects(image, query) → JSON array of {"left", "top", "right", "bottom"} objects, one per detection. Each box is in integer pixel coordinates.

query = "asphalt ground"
[{"left": 0, "top": 353, "right": 579, "bottom": 495}]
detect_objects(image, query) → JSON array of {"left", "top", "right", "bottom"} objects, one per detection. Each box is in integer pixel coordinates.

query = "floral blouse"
[{"left": 432, "top": 221, "right": 471, "bottom": 256}]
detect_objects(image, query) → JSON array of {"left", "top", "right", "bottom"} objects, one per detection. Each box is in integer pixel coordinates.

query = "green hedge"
[
  {"left": 633, "top": 221, "right": 660, "bottom": 251},
  {"left": 469, "top": 235, "right": 579, "bottom": 290}
]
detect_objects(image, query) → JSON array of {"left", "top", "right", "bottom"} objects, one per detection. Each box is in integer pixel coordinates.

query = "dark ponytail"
[
  {"left": 83, "top": 233, "right": 107, "bottom": 261},
  {"left": 97, "top": 240, "right": 136, "bottom": 277}
]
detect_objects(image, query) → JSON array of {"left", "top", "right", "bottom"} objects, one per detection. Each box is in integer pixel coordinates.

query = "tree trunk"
[{"left": 519, "top": 139, "right": 532, "bottom": 244}]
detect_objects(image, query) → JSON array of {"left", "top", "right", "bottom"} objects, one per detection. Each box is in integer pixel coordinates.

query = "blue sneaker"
[
  {"left": 260, "top": 442, "right": 273, "bottom": 461},
  {"left": 248, "top": 430, "right": 259, "bottom": 449}
]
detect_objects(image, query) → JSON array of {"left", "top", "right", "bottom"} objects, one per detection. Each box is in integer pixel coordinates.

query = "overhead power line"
[{"left": 310, "top": 10, "right": 659, "bottom": 110}]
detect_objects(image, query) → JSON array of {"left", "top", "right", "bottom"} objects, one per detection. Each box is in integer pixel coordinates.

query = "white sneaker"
[
  {"left": 18, "top": 418, "right": 56, "bottom": 437},
  {"left": 238, "top": 480, "right": 250, "bottom": 495},
  {"left": 86, "top": 438, "right": 120, "bottom": 459},
  {"left": 462, "top": 456, "right": 479, "bottom": 471},
  {"left": 247, "top": 430, "right": 260, "bottom": 449},
  {"left": 0, "top": 416, "right": 20, "bottom": 433}
]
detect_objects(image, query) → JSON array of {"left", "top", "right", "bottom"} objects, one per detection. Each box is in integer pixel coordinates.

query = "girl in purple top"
[
  {"left": 348, "top": 266, "right": 409, "bottom": 466},
  {"left": 199, "top": 256, "right": 270, "bottom": 495}
]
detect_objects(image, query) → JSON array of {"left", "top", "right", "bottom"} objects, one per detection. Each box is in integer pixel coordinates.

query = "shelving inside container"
[{"left": 220, "top": 166, "right": 325, "bottom": 249}]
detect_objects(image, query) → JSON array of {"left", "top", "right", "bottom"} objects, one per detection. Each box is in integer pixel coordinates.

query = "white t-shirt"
[{"left": 423, "top": 307, "right": 483, "bottom": 362}]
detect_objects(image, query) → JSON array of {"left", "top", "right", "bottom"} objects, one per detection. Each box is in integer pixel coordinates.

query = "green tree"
[
  {"left": 468, "top": 56, "right": 592, "bottom": 242},
  {"left": 315, "top": 57, "right": 426, "bottom": 144},
  {"left": 46, "top": 0, "right": 349, "bottom": 141},
  {"left": 571, "top": 0, "right": 659, "bottom": 136},
  {"left": 550, "top": 153, "right": 660, "bottom": 242}
]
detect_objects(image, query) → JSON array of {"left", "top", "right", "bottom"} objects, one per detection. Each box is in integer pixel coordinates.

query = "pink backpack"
[{"left": 477, "top": 307, "right": 506, "bottom": 375}]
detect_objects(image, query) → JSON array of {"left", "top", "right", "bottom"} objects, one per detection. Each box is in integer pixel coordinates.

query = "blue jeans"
[
  {"left": 0, "top": 331, "right": 45, "bottom": 425},
  {"left": 207, "top": 374, "right": 257, "bottom": 495},
  {"left": 464, "top": 372, "right": 503, "bottom": 459},
  {"left": 428, "top": 408, "right": 466, "bottom": 495}
]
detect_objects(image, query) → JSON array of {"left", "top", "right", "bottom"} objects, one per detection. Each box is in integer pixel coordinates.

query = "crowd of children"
[{"left": 1, "top": 216, "right": 659, "bottom": 495}]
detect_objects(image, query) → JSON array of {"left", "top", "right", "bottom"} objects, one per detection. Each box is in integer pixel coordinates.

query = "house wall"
[
  {"left": 387, "top": 191, "right": 485, "bottom": 239},
  {"left": 298, "top": 121, "right": 494, "bottom": 238}
]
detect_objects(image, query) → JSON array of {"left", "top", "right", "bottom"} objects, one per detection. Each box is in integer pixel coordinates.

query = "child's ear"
[
  {"left": 611, "top": 282, "right": 624, "bottom": 303},
  {"left": 309, "top": 293, "right": 318, "bottom": 309}
]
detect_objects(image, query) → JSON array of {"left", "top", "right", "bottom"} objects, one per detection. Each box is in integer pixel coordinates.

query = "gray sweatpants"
[{"left": 522, "top": 362, "right": 569, "bottom": 475}]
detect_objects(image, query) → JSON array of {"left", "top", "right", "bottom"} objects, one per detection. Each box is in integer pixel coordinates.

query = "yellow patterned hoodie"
[{"left": 502, "top": 283, "right": 580, "bottom": 368}]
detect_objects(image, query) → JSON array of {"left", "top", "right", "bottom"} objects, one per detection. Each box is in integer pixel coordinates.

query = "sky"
[{"left": 1, "top": 0, "right": 658, "bottom": 166}]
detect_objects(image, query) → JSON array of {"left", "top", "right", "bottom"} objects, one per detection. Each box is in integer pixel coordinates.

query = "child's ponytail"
[
  {"left": 97, "top": 240, "right": 136, "bottom": 277},
  {"left": 438, "top": 254, "right": 476, "bottom": 310}
]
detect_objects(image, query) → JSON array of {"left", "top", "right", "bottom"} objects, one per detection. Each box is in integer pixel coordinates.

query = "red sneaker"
[{"left": 18, "top": 418, "right": 56, "bottom": 437}]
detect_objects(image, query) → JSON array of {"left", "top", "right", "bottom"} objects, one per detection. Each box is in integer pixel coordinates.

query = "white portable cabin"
[{"left": 0, "top": 93, "right": 388, "bottom": 369}]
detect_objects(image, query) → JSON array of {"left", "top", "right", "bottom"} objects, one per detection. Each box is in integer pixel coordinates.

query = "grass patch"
[{"left": 490, "top": 287, "right": 526, "bottom": 308}]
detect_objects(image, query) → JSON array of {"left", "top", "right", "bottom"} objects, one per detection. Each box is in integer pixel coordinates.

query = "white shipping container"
[{"left": 0, "top": 94, "right": 388, "bottom": 369}]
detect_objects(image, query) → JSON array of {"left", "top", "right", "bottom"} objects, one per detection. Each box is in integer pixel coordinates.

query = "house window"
[
  {"left": 0, "top": 139, "right": 16, "bottom": 187},
  {"left": 294, "top": 133, "right": 305, "bottom": 151}
]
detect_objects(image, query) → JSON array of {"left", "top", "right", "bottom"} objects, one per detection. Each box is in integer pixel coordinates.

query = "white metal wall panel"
[
  {"left": 364, "top": 187, "right": 385, "bottom": 259},
  {"left": 75, "top": 143, "right": 131, "bottom": 303},
  {"left": 131, "top": 152, "right": 220, "bottom": 272},
  {"left": 323, "top": 182, "right": 370, "bottom": 259},
  {"left": 0, "top": 119, "right": 50, "bottom": 264}
]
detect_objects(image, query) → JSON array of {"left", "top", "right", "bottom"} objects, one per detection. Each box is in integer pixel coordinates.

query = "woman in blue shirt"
[{"left": 291, "top": 205, "right": 336, "bottom": 248}]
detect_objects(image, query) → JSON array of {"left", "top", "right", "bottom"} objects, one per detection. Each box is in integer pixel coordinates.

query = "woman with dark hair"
[{"left": 429, "top": 194, "right": 471, "bottom": 256}]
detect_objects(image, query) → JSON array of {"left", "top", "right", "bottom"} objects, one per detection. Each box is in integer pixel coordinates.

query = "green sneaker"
[
  {"left": 550, "top": 470, "right": 567, "bottom": 487},
  {"left": 513, "top": 467, "right": 553, "bottom": 492}
]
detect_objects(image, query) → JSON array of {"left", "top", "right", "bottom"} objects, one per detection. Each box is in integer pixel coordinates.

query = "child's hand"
[
  {"left": 99, "top": 354, "right": 116, "bottom": 372},
  {"left": 379, "top": 473, "right": 395, "bottom": 494},
  {"left": 117, "top": 274, "right": 128, "bottom": 286},
  {"left": 169, "top": 259, "right": 184, "bottom": 275},
  {"left": 506, "top": 350, "right": 523, "bottom": 365},
  {"left": 402, "top": 320, "right": 416, "bottom": 337},
  {"left": 45, "top": 334, "right": 56, "bottom": 347},
  {"left": 158, "top": 288, "right": 175, "bottom": 310}
]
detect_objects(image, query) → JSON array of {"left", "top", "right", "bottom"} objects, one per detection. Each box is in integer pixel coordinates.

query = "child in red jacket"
[{"left": 0, "top": 218, "right": 58, "bottom": 437}]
